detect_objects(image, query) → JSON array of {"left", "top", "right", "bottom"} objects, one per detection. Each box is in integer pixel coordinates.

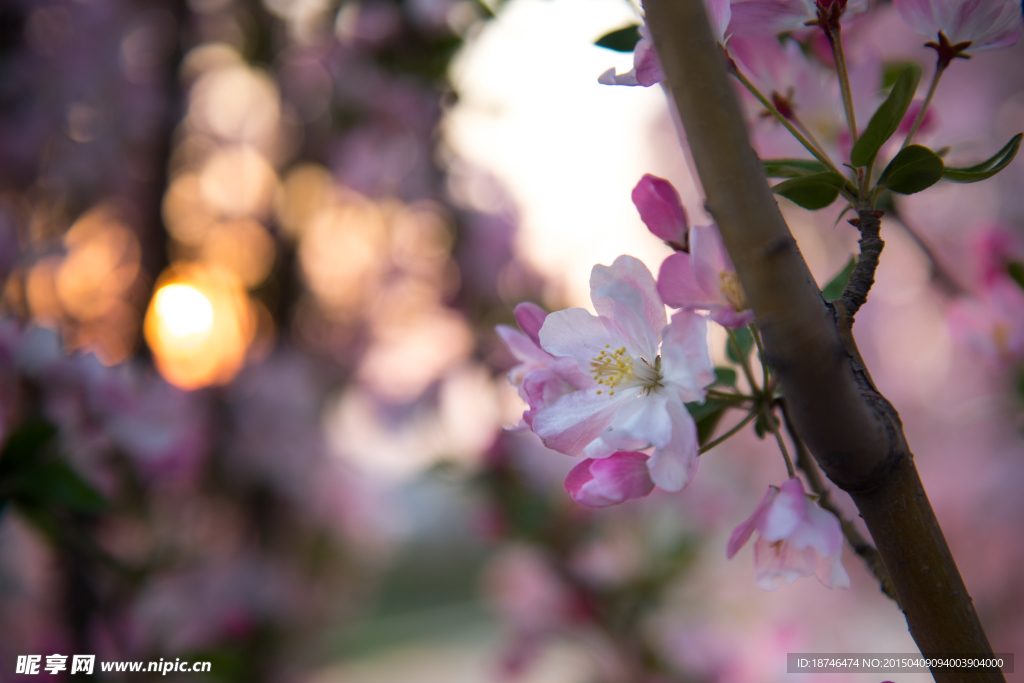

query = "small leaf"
[
  {"left": 762, "top": 158, "right": 830, "bottom": 178},
  {"left": 878, "top": 144, "right": 944, "bottom": 195},
  {"left": 771, "top": 172, "right": 847, "bottom": 210},
  {"left": 942, "top": 133, "right": 1023, "bottom": 183},
  {"left": 595, "top": 25, "right": 641, "bottom": 52},
  {"left": 711, "top": 367, "right": 737, "bottom": 388},
  {"left": 822, "top": 255, "right": 857, "bottom": 300},
  {"left": 686, "top": 400, "right": 727, "bottom": 446},
  {"left": 850, "top": 63, "right": 922, "bottom": 167},
  {"left": 726, "top": 327, "right": 754, "bottom": 364},
  {"left": 1007, "top": 261, "right": 1024, "bottom": 291},
  {"left": 15, "top": 461, "right": 107, "bottom": 513},
  {"left": 0, "top": 419, "right": 57, "bottom": 476}
]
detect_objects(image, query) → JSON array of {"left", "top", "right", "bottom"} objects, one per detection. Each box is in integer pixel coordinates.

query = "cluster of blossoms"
[{"left": 497, "top": 174, "right": 848, "bottom": 590}]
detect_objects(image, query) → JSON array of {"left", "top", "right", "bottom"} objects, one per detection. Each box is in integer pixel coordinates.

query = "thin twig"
[
  {"left": 901, "top": 63, "right": 946, "bottom": 150},
  {"left": 839, "top": 208, "right": 884, "bottom": 319},
  {"left": 700, "top": 410, "right": 759, "bottom": 454}
]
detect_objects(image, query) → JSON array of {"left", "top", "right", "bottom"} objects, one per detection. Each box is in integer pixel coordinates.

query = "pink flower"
[
  {"left": 632, "top": 174, "right": 689, "bottom": 248},
  {"left": 894, "top": 0, "right": 1022, "bottom": 50},
  {"left": 728, "top": 0, "right": 866, "bottom": 37},
  {"left": 564, "top": 451, "right": 656, "bottom": 507},
  {"left": 657, "top": 223, "right": 755, "bottom": 328},
  {"left": 495, "top": 303, "right": 590, "bottom": 428},
  {"left": 598, "top": 2, "right": 732, "bottom": 87},
  {"left": 727, "top": 478, "right": 850, "bottom": 590},
  {"left": 948, "top": 278, "right": 1024, "bottom": 362},
  {"left": 532, "top": 255, "right": 715, "bottom": 492}
]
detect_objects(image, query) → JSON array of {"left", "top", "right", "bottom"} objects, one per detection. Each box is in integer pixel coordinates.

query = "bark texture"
[{"left": 642, "top": 0, "right": 1001, "bottom": 679}]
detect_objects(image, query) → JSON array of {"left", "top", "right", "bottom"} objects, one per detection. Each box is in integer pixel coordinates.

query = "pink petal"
[
  {"left": 788, "top": 498, "right": 845, "bottom": 557},
  {"left": 496, "top": 325, "right": 553, "bottom": 367},
  {"left": 564, "top": 451, "right": 655, "bottom": 508},
  {"left": 659, "top": 311, "right": 715, "bottom": 403},
  {"left": 598, "top": 67, "right": 641, "bottom": 86},
  {"left": 657, "top": 252, "right": 716, "bottom": 310},
  {"left": 609, "top": 389, "right": 673, "bottom": 448},
  {"left": 514, "top": 302, "right": 548, "bottom": 346},
  {"left": 591, "top": 255, "right": 667, "bottom": 361},
  {"left": 727, "top": 0, "right": 816, "bottom": 37},
  {"left": 531, "top": 386, "right": 632, "bottom": 456},
  {"left": 709, "top": 305, "right": 756, "bottom": 329},
  {"left": 815, "top": 551, "right": 852, "bottom": 589},
  {"left": 757, "top": 477, "right": 807, "bottom": 542},
  {"left": 753, "top": 536, "right": 819, "bottom": 590},
  {"left": 707, "top": 0, "right": 734, "bottom": 42},
  {"left": 632, "top": 29, "right": 666, "bottom": 86},
  {"left": 690, "top": 223, "right": 734, "bottom": 301},
  {"left": 632, "top": 174, "right": 689, "bottom": 245},
  {"left": 727, "top": 486, "right": 778, "bottom": 559},
  {"left": 646, "top": 397, "right": 700, "bottom": 491},
  {"left": 538, "top": 307, "right": 618, "bottom": 372}
]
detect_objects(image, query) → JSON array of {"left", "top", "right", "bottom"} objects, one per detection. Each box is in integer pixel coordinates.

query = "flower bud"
[
  {"left": 631, "top": 174, "right": 689, "bottom": 249},
  {"left": 564, "top": 451, "right": 655, "bottom": 508}
]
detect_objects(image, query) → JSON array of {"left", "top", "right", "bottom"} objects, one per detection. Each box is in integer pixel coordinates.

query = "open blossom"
[
  {"left": 564, "top": 450, "right": 655, "bottom": 507},
  {"left": 496, "top": 302, "right": 590, "bottom": 429},
  {"left": 658, "top": 222, "right": 755, "bottom": 328},
  {"left": 894, "top": 0, "right": 1022, "bottom": 50},
  {"left": 531, "top": 255, "right": 715, "bottom": 492},
  {"left": 598, "top": 0, "right": 731, "bottom": 87},
  {"left": 727, "top": 478, "right": 850, "bottom": 590}
]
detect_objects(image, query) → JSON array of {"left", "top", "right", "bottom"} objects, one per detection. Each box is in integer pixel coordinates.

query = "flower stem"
[
  {"left": 731, "top": 68, "right": 846, "bottom": 179},
  {"left": 749, "top": 323, "right": 769, "bottom": 390},
  {"left": 825, "top": 25, "right": 858, "bottom": 146},
  {"left": 705, "top": 389, "right": 755, "bottom": 403},
  {"left": 901, "top": 62, "right": 946, "bottom": 150},
  {"left": 727, "top": 327, "right": 759, "bottom": 394},
  {"left": 762, "top": 403, "right": 796, "bottom": 477},
  {"left": 700, "top": 409, "right": 759, "bottom": 454}
]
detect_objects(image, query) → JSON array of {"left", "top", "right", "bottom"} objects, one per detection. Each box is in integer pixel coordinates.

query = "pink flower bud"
[
  {"left": 564, "top": 451, "right": 655, "bottom": 508},
  {"left": 632, "top": 174, "right": 689, "bottom": 248}
]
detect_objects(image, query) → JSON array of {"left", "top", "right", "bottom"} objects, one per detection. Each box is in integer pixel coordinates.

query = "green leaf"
[
  {"left": 771, "top": 172, "right": 847, "bottom": 210},
  {"left": 762, "top": 158, "right": 830, "bottom": 178},
  {"left": 1007, "top": 261, "right": 1024, "bottom": 291},
  {"left": 0, "top": 419, "right": 57, "bottom": 476},
  {"left": 14, "top": 461, "right": 107, "bottom": 513},
  {"left": 686, "top": 400, "right": 727, "bottom": 446},
  {"left": 726, "top": 327, "right": 754, "bottom": 364},
  {"left": 942, "top": 133, "right": 1023, "bottom": 183},
  {"left": 850, "top": 63, "right": 922, "bottom": 167},
  {"left": 595, "top": 25, "right": 641, "bottom": 52},
  {"left": 822, "top": 256, "right": 857, "bottom": 301},
  {"left": 711, "top": 367, "right": 737, "bottom": 388},
  {"left": 878, "top": 145, "right": 944, "bottom": 195}
]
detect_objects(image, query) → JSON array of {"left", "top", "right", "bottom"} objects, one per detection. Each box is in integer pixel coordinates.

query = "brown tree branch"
[{"left": 643, "top": 0, "right": 1001, "bottom": 678}]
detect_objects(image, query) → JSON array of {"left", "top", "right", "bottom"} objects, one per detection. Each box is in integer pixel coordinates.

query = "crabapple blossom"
[
  {"left": 727, "top": 478, "right": 850, "bottom": 590},
  {"left": 564, "top": 451, "right": 656, "bottom": 507},
  {"left": 496, "top": 302, "right": 590, "bottom": 428},
  {"left": 632, "top": 174, "right": 689, "bottom": 249},
  {"left": 947, "top": 278, "right": 1024, "bottom": 362},
  {"left": 894, "top": 0, "right": 1022, "bottom": 52},
  {"left": 657, "top": 222, "right": 755, "bottom": 328},
  {"left": 531, "top": 255, "right": 715, "bottom": 492}
]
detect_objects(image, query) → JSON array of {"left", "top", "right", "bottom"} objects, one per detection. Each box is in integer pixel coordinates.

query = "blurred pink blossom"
[
  {"left": 532, "top": 256, "right": 715, "bottom": 492},
  {"left": 948, "top": 278, "right": 1024, "bottom": 362},
  {"left": 894, "top": 0, "right": 1022, "bottom": 50},
  {"left": 658, "top": 223, "right": 755, "bottom": 328},
  {"left": 728, "top": 0, "right": 867, "bottom": 37},
  {"left": 563, "top": 451, "right": 655, "bottom": 507},
  {"left": 727, "top": 478, "right": 850, "bottom": 590}
]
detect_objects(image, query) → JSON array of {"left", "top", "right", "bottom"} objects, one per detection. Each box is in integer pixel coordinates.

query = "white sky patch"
[{"left": 445, "top": 0, "right": 702, "bottom": 307}]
